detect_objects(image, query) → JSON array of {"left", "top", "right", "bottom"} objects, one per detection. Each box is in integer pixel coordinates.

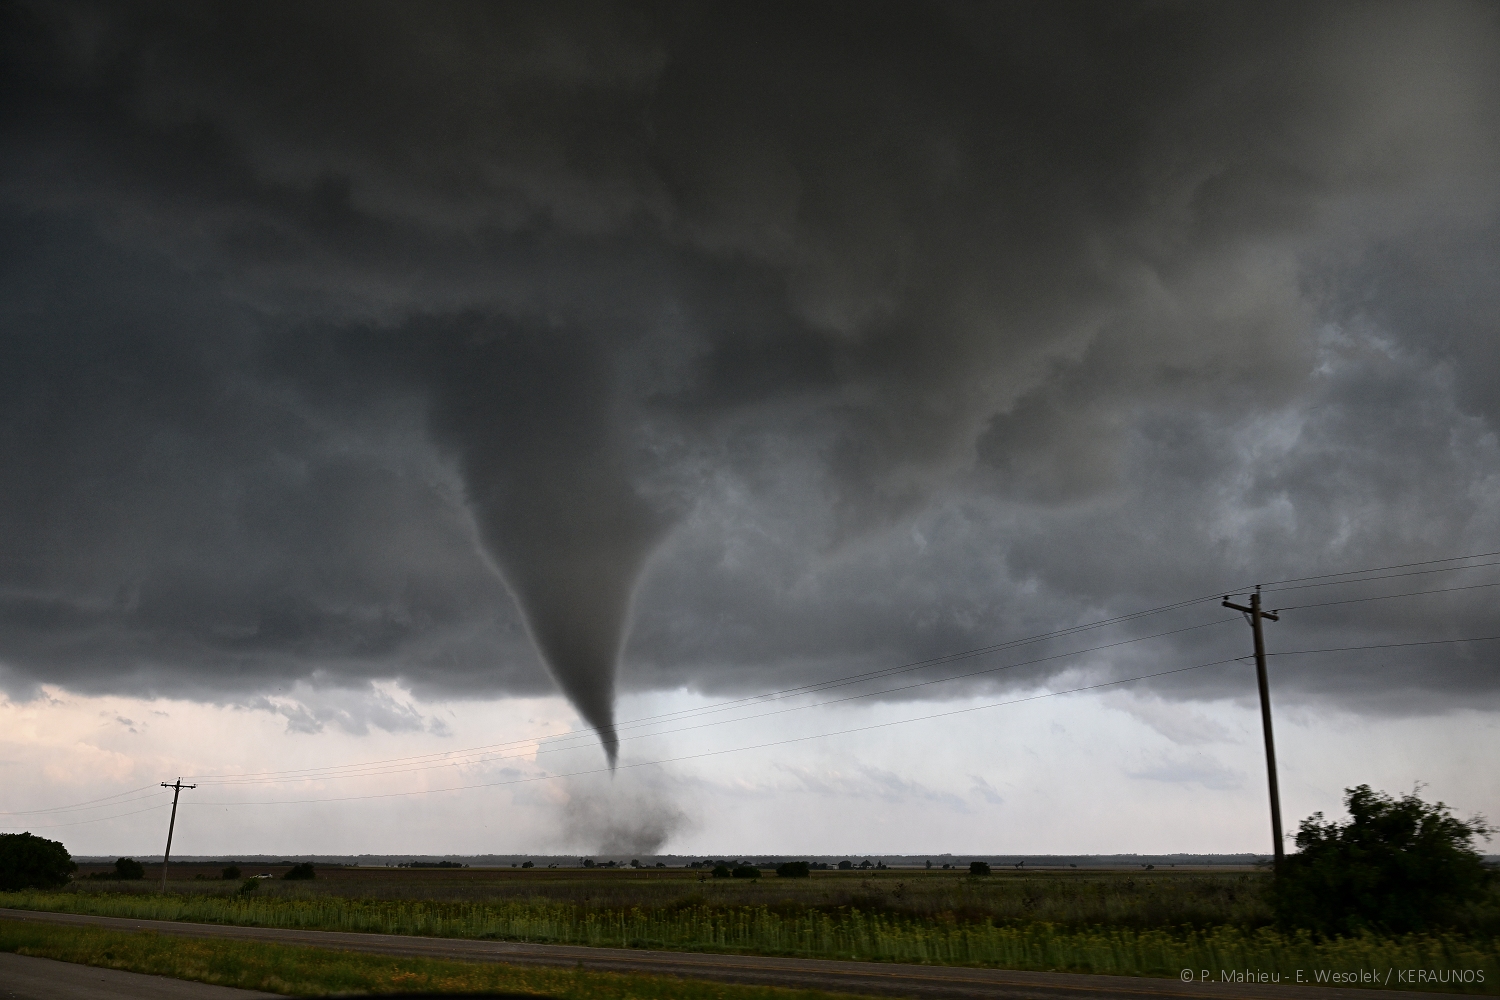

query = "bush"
[
  {"left": 240, "top": 877, "right": 260, "bottom": 893},
  {"left": 711, "top": 865, "right": 733, "bottom": 878},
  {"left": 0, "top": 833, "right": 77, "bottom": 891},
  {"left": 969, "top": 861, "right": 991, "bottom": 876},
  {"left": 731, "top": 865, "right": 761, "bottom": 879},
  {"left": 222, "top": 866, "right": 241, "bottom": 880},
  {"left": 283, "top": 863, "right": 316, "bottom": 881},
  {"left": 88, "top": 857, "right": 146, "bottom": 881},
  {"left": 776, "top": 861, "right": 811, "bottom": 878},
  {"left": 1273, "top": 784, "right": 1494, "bottom": 934}
]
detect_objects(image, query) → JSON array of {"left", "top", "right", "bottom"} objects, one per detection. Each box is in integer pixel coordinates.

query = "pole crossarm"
[{"left": 1222, "top": 599, "right": 1279, "bottom": 621}]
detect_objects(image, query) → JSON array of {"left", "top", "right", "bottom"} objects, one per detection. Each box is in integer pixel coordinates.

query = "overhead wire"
[
  {"left": 182, "top": 590, "right": 1234, "bottom": 783},
  {"left": 184, "top": 567, "right": 1500, "bottom": 788},
  {"left": 1274, "top": 579, "right": 1500, "bottom": 611},
  {"left": 190, "top": 617, "right": 1243, "bottom": 786},
  {"left": 1265, "top": 634, "right": 1500, "bottom": 657},
  {"left": 14, "top": 547, "right": 1496, "bottom": 816},
  {"left": 186, "top": 629, "right": 1500, "bottom": 810},
  {"left": 181, "top": 548, "right": 1500, "bottom": 784},
  {"left": 1255, "top": 549, "right": 1500, "bottom": 588},
  {"left": 189, "top": 653, "right": 1258, "bottom": 807},
  {"left": 1257, "top": 559, "right": 1500, "bottom": 596},
  {"left": 0, "top": 802, "right": 170, "bottom": 831},
  {"left": 0, "top": 784, "right": 164, "bottom": 817}
]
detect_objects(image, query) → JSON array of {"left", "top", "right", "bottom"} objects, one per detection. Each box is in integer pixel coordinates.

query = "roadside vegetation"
[
  {"left": 0, "top": 918, "right": 858, "bottom": 1000},
  {"left": 4, "top": 877, "right": 1495, "bottom": 989}
]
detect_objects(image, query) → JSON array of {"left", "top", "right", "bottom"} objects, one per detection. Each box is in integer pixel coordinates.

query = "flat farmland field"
[{"left": 67, "top": 863, "right": 1276, "bottom": 928}]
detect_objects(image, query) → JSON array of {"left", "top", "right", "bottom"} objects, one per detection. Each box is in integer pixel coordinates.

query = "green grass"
[
  {"left": 3, "top": 888, "right": 1495, "bottom": 991},
  {"left": 57, "top": 867, "right": 1288, "bottom": 931},
  {"left": 0, "top": 918, "right": 865, "bottom": 999}
]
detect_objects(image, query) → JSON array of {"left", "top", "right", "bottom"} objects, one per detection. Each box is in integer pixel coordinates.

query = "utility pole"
[
  {"left": 159, "top": 778, "right": 196, "bottom": 893},
  {"left": 1222, "top": 586, "right": 1283, "bottom": 868}
]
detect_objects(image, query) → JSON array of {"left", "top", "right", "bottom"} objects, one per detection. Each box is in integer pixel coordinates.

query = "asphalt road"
[
  {"left": 0, "top": 951, "right": 277, "bottom": 1000},
  {"left": 0, "top": 908, "right": 1431, "bottom": 1000}
]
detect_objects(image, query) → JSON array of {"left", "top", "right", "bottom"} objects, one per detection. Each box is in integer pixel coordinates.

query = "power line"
[
  {"left": 189, "top": 653, "right": 1260, "bottom": 808},
  {"left": 1275, "top": 579, "right": 1500, "bottom": 612},
  {"left": 1266, "top": 634, "right": 1500, "bottom": 656},
  {"left": 185, "top": 600, "right": 1245, "bottom": 784},
  {"left": 0, "top": 802, "right": 169, "bottom": 831},
  {"left": 20, "top": 547, "right": 1499, "bottom": 817},
  {"left": 181, "top": 551, "right": 1500, "bottom": 787},
  {"left": 185, "top": 572, "right": 1500, "bottom": 789},
  {"left": 0, "top": 785, "right": 164, "bottom": 817},
  {"left": 1256, "top": 549, "right": 1500, "bottom": 589},
  {"left": 1259, "top": 560, "right": 1500, "bottom": 596},
  {"left": 190, "top": 617, "right": 1243, "bottom": 787},
  {"left": 185, "top": 629, "right": 1500, "bottom": 811}
]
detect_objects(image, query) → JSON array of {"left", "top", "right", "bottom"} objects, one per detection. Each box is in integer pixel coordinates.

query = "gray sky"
[{"left": 1, "top": 1, "right": 1498, "bottom": 854}]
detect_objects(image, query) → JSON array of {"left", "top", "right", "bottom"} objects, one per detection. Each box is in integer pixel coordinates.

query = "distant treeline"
[{"left": 79, "top": 853, "right": 1283, "bottom": 867}]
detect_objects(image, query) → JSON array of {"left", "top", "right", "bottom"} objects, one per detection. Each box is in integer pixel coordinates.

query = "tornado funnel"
[
  {"left": 467, "top": 475, "right": 664, "bottom": 766},
  {"left": 427, "top": 322, "right": 669, "bottom": 767}
]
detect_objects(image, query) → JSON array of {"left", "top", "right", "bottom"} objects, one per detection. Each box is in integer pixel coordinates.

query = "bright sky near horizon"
[{"left": 6, "top": 680, "right": 1497, "bottom": 857}]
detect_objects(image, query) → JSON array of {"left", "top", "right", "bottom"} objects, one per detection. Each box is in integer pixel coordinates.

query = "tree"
[
  {"left": 222, "top": 865, "right": 241, "bottom": 880},
  {"left": 113, "top": 857, "right": 145, "bottom": 880},
  {"left": 0, "top": 832, "right": 77, "bottom": 890},
  {"left": 1273, "top": 784, "right": 1493, "bottom": 934},
  {"left": 711, "top": 864, "right": 733, "bottom": 878},
  {"left": 969, "top": 861, "right": 991, "bottom": 876},
  {"left": 731, "top": 864, "right": 761, "bottom": 879},
  {"left": 283, "top": 862, "right": 316, "bottom": 880},
  {"left": 776, "top": 861, "right": 811, "bottom": 878}
]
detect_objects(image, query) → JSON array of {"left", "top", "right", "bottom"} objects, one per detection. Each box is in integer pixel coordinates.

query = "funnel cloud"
[{"left": 422, "top": 321, "right": 671, "bottom": 765}]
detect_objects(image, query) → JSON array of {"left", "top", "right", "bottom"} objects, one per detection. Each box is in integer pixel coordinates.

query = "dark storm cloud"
[{"left": 1, "top": 0, "right": 1498, "bottom": 736}]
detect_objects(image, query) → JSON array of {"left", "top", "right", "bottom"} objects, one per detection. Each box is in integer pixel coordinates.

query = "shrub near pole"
[
  {"left": 0, "top": 832, "right": 76, "bottom": 890},
  {"left": 1273, "top": 784, "right": 1495, "bottom": 934}
]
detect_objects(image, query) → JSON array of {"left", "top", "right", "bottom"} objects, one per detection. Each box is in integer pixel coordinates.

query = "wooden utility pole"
[
  {"left": 1222, "top": 586, "right": 1283, "bottom": 867},
  {"left": 159, "top": 778, "right": 196, "bottom": 893}
]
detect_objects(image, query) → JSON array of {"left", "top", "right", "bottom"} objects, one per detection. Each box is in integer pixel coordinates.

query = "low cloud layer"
[{"left": 1, "top": 1, "right": 1498, "bottom": 743}]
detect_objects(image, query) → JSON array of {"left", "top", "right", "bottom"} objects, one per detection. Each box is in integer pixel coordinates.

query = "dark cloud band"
[{"left": 1, "top": 1, "right": 1497, "bottom": 741}]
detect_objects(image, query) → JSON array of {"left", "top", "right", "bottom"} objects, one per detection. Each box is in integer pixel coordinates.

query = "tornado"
[
  {"left": 426, "top": 322, "right": 669, "bottom": 767},
  {"left": 465, "top": 468, "right": 664, "bottom": 767}
]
